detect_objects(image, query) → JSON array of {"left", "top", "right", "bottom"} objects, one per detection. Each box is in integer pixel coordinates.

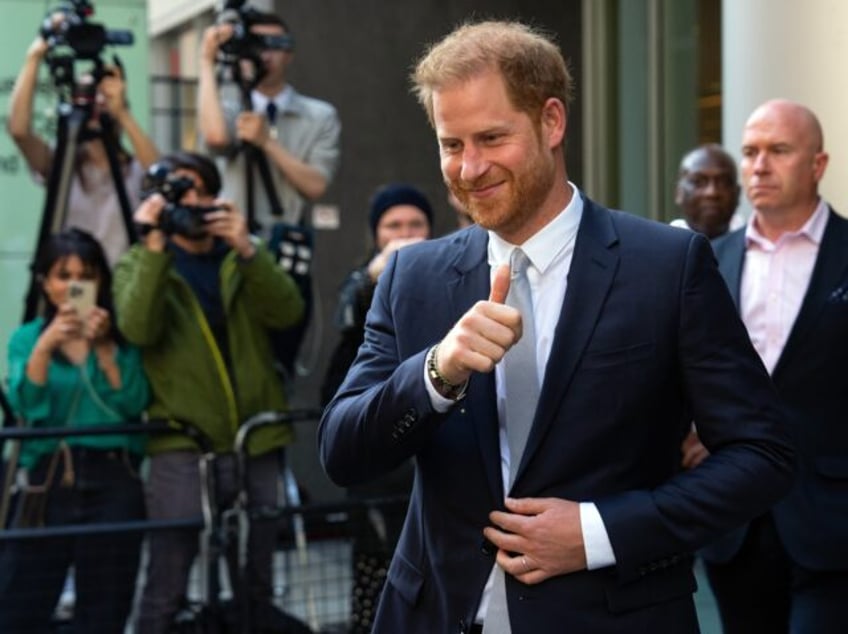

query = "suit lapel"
[
  {"left": 513, "top": 198, "right": 620, "bottom": 484},
  {"left": 773, "top": 209, "right": 848, "bottom": 379},
  {"left": 715, "top": 230, "right": 747, "bottom": 308},
  {"left": 447, "top": 227, "right": 504, "bottom": 502}
]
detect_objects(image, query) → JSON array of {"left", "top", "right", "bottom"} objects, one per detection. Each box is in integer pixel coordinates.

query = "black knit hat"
[{"left": 368, "top": 184, "right": 433, "bottom": 238}]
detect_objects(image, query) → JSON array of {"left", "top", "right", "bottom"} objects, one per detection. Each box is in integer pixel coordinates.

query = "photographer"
[
  {"left": 198, "top": 9, "right": 340, "bottom": 232},
  {"left": 112, "top": 151, "right": 304, "bottom": 633},
  {"left": 199, "top": 8, "right": 340, "bottom": 376},
  {"left": 7, "top": 18, "right": 159, "bottom": 266}
]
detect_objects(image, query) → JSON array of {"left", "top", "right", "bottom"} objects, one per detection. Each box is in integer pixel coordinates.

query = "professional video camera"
[
  {"left": 215, "top": 0, "right": 294, "bottom": 64},
  {"left": 37, "top": 0, "right": 134, "bottom": 116},
  {"left": 141, "top": 163, "right": 222, "bottom": 239},
  {"left": 41, "top": 0, "right": 133, "bottom": 61}
]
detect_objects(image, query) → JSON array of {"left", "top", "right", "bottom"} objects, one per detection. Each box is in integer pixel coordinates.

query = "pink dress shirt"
[{"left": 741, "top": 199, "right": 829, "bottom": 374}]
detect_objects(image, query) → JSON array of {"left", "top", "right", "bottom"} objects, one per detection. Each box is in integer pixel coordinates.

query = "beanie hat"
[{"left": 368, "top": 184, "right": 434, "bottom": 238}]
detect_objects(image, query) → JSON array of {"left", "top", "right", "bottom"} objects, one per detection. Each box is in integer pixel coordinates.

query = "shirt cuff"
[{"left": 580, "top": 501, "right": 617, "bottom": 570}]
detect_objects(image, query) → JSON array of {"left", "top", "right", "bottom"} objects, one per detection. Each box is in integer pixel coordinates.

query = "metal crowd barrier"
[{"left": 0, "top": 409, "right": 411, "bottom": 633}]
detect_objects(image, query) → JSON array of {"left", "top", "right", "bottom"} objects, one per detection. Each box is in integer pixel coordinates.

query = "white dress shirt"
[{"left": 250, "top": 85, "right": 293, "bottom": 119}]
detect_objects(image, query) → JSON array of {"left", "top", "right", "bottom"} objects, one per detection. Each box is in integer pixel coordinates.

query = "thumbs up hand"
[{"left": 430, "top": 263, "right": 523, "bottom": 386}]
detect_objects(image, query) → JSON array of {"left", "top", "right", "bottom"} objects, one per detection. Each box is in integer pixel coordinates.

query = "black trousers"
[
  {"left": 704, "top": 513, "right": 848, "bottom": 634},
  {"left": 0, "top": 448, "right": 145, "bottom": 633}
]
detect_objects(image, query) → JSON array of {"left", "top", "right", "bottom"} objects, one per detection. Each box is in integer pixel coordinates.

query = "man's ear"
[
  {"left": 541, "top": 98, "right": 566, "bottom": 148},
  {"left": 812, "top": 151, "right": 829, "bottom": 183}
]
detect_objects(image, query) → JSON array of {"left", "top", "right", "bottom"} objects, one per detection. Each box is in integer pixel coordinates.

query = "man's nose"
[{"left": 459, "top": 146, "right": 488, "bottom": 183}]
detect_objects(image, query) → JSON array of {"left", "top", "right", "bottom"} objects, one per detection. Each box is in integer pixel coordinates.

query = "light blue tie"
[
  {"left": 503, "top": 248, "right": 539, "bottom": 487},
  {"left": 483, "top": 248, "right": 540, "bottom": 634}
]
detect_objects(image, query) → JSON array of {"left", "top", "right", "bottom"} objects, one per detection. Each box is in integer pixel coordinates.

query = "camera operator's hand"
[
  {"left": 99, "top": 65, "right": 129, "bottom": 120},
  {"left": 201, "top": 24, "right": 234, "bottom": 63},
  {"left": 204, "top": 200, "right": 256, "bottom": 260},
  {"left": 97, "top": 65, "right": 159, "bottom": 169},
  {"left": 26, "top": 35, "right": 49, "bottom": 61},
  {"left": 133, "top": 194, "right": 167, "bottom": 252},
  {"left": 235, "top": 111, "right": 272, "bottom": 148}
]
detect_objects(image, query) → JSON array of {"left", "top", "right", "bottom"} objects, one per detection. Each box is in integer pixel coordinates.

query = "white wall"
[{"left": 148, "top": 0, "right": 215, "bottom": 38}]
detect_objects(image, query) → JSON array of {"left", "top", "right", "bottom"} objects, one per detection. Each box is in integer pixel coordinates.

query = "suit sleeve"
[
  {"left": 596, "top": 234, "right": 795, "bottom": 582},
  {"left": 318, "top": 250, "right": 449, "bottom": 486}
]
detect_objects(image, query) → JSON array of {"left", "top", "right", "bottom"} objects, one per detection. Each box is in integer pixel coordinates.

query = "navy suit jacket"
[
  {"left": 319, "top": 197, "right": 795, "bottom": 633},
  {"left": 702, "top": 208, "right": 848, "bottom": 570}
]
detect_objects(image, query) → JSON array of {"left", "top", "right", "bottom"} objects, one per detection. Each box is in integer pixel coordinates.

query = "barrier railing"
[{"left": 0, "top": 408, "right": 412, "bottom": 633}]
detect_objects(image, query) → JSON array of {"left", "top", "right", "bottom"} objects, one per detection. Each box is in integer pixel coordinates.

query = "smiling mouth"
[{"left": 465, "top": 181, "right": 504, "bottom": 198}]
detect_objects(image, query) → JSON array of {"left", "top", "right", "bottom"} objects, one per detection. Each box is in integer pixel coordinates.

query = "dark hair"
[
  {"left": 156, "top": 151, "right": 222, "bottom": 197},
  {"left": 36, "top": 228, "right": 123, "bottom": 344},
  {"left": 247, "top": 10, "right": 291, "bottom": 34}
]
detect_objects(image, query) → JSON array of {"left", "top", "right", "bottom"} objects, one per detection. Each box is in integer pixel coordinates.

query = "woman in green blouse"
[{"left": 0, "top": 228, "right": 149, "bottom": 633}]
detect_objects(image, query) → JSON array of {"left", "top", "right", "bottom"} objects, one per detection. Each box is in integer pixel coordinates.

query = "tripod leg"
[
  {"left": 98, "top": 114, "right": 138, "bottom": 244},
  {"left": 22, "top": 105, "right": 85, "bottom": 322}
]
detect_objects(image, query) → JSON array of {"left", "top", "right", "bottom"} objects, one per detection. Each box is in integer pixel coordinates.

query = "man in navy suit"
[
  {"left": 318, "top": 22, "right": 795, "bottom": 633},
  {"left": 700, "top": 99, "right": 848, "bottom": 634}
]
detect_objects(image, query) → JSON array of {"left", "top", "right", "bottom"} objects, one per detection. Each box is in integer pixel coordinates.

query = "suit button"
[{"left": 481, "top": 538, "right": 495, "bottom": 556}]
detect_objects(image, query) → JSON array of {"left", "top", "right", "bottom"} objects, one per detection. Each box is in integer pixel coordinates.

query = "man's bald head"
[
  {"left": 746, "top": 99, "right": 824, "bottom": 153},
  {"left": 740, "top": 99, "right": 828, "bottom": 232}
]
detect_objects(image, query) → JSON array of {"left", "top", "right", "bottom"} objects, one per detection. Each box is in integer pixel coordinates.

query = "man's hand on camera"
[
  {"left": 235, "top": 112, "right": 272, "bottom": 148},
  {"left": 202, "top": 24, "right": 234, "bottom": 63},
  {"left": 205, "top": 201, "right": 256, "bottom": 259},
  {"left": 133, "top": 194, "right": 167, "bottom": 252}
]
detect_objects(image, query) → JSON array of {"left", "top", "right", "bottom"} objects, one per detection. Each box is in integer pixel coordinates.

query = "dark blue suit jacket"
[
  {"left": 702, "top": 208, "right": 848, "bottom": 570},
  {"left": 319, "top": 197, "right": 795, "bottom": 633}
]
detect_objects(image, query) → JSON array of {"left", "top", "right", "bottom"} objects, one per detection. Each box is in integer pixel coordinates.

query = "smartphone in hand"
[{"left": 67, "top": 280, "right": 97, "bottom": 319}]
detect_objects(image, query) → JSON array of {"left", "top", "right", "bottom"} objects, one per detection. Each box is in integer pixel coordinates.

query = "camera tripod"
[
  {"left": 223, "top": 50, "right": 315, "bottom": 378},
  {"left": 21, "top": 59, "right": 137, "bottom": 322},
  {"left": 223, "top": 50, "right": 287, "bottom": 231}
]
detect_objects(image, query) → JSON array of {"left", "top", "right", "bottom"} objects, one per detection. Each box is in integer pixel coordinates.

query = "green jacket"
[
  {"left": 7, "top": 318, "right": 150, "bottom": 468},
  {"left": 113, "top": 242, "right": 304, "bottom": 456}
]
